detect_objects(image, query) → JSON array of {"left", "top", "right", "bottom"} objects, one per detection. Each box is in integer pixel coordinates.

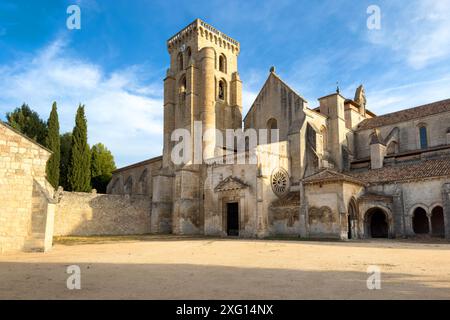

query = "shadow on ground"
[
  {"left": 0, "top": 262, "right": 449, "bottom": 300},
  {"left": 53, "top": 234, "right": 450, "bottom": 251}
]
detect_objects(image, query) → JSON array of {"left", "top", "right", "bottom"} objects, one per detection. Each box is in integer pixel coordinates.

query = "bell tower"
[
  {"left": 163, "top": 19, "right": 242, "bottom": 167},
  {"left": 153, "top": 19, "right": 242, "bottom": 235}
]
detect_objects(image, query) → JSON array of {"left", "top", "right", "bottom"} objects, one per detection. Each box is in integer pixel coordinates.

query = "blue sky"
[{"left": 1, "top": 0, "right": 450, "bottom": 167}]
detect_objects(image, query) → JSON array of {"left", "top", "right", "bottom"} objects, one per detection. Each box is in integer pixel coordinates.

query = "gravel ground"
[{"left": 0, "top": 236, "right": 449, "bottom": 299}]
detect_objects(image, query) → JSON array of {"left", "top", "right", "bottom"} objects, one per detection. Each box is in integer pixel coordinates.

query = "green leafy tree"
[
  {"left": 45, "top": 102, "right": 60, "bottom": 188},
  {"left": 59, "top": 133, "right": 72, "bottom": 190},
  {"left": 68, "top": 105, "right": 91, "bottom": 192},
  {"left": 6, "top": 104, "right": 47, "bottom": 145},
  {"left": 91, "top": 143, "right": 116, "bottom": 193}
]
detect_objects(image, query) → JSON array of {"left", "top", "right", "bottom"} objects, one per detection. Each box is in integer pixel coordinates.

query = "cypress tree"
[
  {"left": 59, "top": 132, "right": 72, "bottom": 190},
  {"left": 45, "top": 102, "right": 60, "bottom": 188},
  {"left": 68, "top": 104, "right": 91, "bottom": 192}
]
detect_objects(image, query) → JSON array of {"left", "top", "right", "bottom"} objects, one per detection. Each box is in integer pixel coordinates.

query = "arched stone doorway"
[
  {"left": 365, "top": 208, "right": 389, "bottom": 238},
  {"left": 412, "top": 207, "right": 429, "bottom": 234},
  {"left": 431, "top": 206, "right": 445, "bottom": 238},
  {"left": 347, "top": 198, "right": 358, "bottom": 239}
]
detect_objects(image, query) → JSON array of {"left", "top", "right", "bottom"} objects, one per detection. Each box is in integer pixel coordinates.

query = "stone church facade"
[{"left": 108, "top": 19, "right": 450, "bottom": 240}]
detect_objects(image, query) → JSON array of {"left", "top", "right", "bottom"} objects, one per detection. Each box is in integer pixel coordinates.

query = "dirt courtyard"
[{"left": 0, "top": 236, "right": 449, "bottom": 299}]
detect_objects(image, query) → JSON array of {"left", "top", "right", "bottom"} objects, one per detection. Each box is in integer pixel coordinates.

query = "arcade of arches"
[
  {"left": 347, "top": 202, "right": 446, "bottom": 239},
  {"left": 412, "top": 206, "right": 445, "bottom": 238}
]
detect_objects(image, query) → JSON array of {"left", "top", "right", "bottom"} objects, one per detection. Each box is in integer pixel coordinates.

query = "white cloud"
[
  {"left": 368, "top": 76, "right": 450, "bottom": 115},
  {"left": 366, "top": 0, "right": 450, "bottom": 69},
  {"left": 0, "top": 38, "right": 163, "bottom": 167}
]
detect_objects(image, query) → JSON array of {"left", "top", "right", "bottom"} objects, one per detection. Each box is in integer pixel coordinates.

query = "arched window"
[
  {"left": 419, "top": 125, "right": 428, "bottom": 149},
  {"left": 219, "top": 54, "right": 227, "bottom": 73},
  {"left": 110, "top": 178, "right": 120, "bottom": 194},
  {"left": 267, "top": 118, "right": 278, "bottom": 143},
  {"left": 179, "top": 76, "right": 186, "bottom": 93},
  {"left": 124, "top": 176, "right": 133, "bottom": 195},
  {"left": 138, "top": 169, "right": 148, "bottom": 195},
  {"left": 218, "top": 80, "right": 226, "bottom": 101},
  {"left": 245, "top": 136, "right": 250, "bottom": 151},
  {"left": 177, "top": 53, "right": 184, "bottom": 72},
  {"left": 179, "top": 76, "right": 187, "bottom": 104}
]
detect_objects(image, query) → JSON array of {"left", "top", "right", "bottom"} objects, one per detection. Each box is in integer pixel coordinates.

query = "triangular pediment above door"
[{"left": 214, "top": 176, "right": 249, "bottom": 192}]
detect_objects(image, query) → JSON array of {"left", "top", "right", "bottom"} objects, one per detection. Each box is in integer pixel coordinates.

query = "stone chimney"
[{"left": 370, "top": 129, "right": 386, "bottom": 169}]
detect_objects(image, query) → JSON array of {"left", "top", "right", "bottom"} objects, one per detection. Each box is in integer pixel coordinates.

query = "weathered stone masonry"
[
  {"left": 109, "top": 19, "right": 450, "bottom": 241},
  {"left": 0, "top": 122, "right": 54, "bottom": 253},
  {"left": 54, "top": 191, "right": 152, "bottom": 236}
]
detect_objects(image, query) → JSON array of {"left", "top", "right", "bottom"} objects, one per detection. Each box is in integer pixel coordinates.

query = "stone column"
[
  {"left": 392, "top": 188, "right": 405, "bottom": 238},
  {"left": 186, "top": 62, "right": 197, "bottom": 163},
  {"left": 163, "top": 71, "right": 176, "bottom": 168},
  {"left": 299, "top": 182, "right": 308, "bottom": 238},
  {"left": 199, "top": 47, "right": 216, "bottom": 160},
  {"left": 43, "top": 202, "right": 55, "bottom": 252},
  {"left": 151, "top": 173, "right": 174, "bottom": 233},
  {"left": 173, "top": 167, "right": 201, "bottom": 235},
  {"left": 442, "top": 183, "right": 450, "bottom": 239},
  {"left": 230, "top": 72, "right": 243, "bottom": 129}
]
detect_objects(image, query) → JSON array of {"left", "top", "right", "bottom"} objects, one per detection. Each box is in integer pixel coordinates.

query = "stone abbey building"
[{"left": 106, "top": 19, "right": 450, "bottom": 240}]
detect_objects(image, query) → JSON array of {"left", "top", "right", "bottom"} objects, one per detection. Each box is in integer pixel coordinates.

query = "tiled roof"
[
  {"left": 348, "top": 157, "right": 450, "bottom": 184},
  {"left": 356, "top": 98, "right": 450, "bottom": 131},
  {"left": 358, "top": 193, "right": 393, "bottom": 202},
  {"left": 303, "top": 169, "right": 367, "bottom": 186}
]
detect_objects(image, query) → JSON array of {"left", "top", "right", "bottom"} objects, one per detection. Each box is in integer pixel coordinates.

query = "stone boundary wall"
[
  {"left": 54, "top": 192, "right": 152, "bottom": 236},
  {"left": 0, "top": 122, "right": 52, "bottom": 254}
]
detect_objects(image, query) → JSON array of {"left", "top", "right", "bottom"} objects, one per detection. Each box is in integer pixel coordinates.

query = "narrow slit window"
[{"left": 419, "top": 126, "right": 428, "bottom": 149}]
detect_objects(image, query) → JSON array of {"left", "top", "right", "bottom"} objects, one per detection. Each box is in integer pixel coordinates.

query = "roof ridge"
[
  {"left": 381, "top": 98, "right": 450, "bottom": 117},
  {"left": 243, "top": 71, "right": 308, "bottom": 121},
  {"left": 303, "top": 168, "right": 366, "bottom": 185},
  {"left": 348, "top": 156, "right": 450, "bottom": 184},
  {"left": 357, "top": 98, "right": 450, "bottom": 131},
  {"left": 113, "top": 155, "right": 163, "bottom": 173}
]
